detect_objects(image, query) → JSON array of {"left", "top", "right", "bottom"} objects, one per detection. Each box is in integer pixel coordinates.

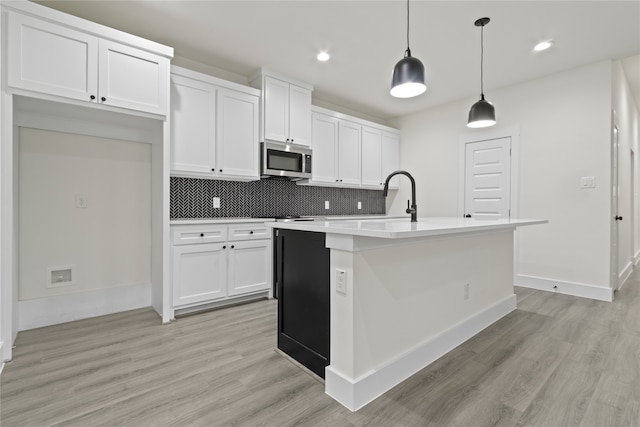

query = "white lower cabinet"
[
  {"left": 227, "top": 240, "right": 270, "bottom": 296},
  {"left": 171, "top": 223, "right": 272, "bottom": 310},
  {"left": 172, "top": 243, "right": 227, "bottom": 306}
]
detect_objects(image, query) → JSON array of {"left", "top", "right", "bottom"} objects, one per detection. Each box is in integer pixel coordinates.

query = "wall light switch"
[
  {"left": 213, "top": 197, "right": 221, "bottom": 208},
  {"left": 325, "top": 200, "right": 330, "bottom": 210},
  {"left": 580, "top": 176, "right": 596, "bottom": 189},
  {"left": 357, "top": 201, "right": 362, "bottom": 210}
]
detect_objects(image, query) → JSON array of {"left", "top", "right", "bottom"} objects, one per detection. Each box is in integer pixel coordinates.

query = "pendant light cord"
[
  {"left": 480, "top": 23, "right": 484, "bottom": 96},
  {"left": 406, "top": 0, "right": 411, "bottom": 55}
]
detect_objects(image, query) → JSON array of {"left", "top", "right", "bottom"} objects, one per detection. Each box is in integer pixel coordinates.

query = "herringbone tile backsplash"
[{"left": 170, "top": 177, "right": 385, "bottom": 219}]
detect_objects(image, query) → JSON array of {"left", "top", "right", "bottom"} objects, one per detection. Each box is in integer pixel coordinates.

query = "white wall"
[
  {"left": 18, "top": 128, "right": 151, "bottom": 300},
  {"left": 612, "top": 60, "right": 640, "bottom": 278},
  {"left": 390, "top": 61, "right": 615, "bottom": 295}
]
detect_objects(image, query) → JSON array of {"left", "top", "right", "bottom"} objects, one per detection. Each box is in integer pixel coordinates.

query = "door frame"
[
  {"left": 458, "top": 126, "right": 520, "bottom": 219},
  {"left": 610, "top": 109, "right": 620, "bottom": 291}
]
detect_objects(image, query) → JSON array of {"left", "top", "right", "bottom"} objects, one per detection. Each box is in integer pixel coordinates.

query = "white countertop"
[{"left": 266, "top": 217, "right": 547, "bottom": 239}]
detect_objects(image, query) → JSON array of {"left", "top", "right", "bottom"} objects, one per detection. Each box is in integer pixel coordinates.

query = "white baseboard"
[
  {"left": 619, "top": 261, "right": 634, "bottom": 290},
  {"left": 18, "top": 283, "right": 151, "bottom": 331},
  {"left": 515, "top": 274, "right": 613, "bottom": 302},
  {"left": 325, "top": 294, "right": 517, "bottom": 412},
  {"left": 634, "top": 250, "right": 640, "bottom": 266}
]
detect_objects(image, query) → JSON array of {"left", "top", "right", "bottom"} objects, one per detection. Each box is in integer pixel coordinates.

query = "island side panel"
[{"left": 327, "top": 229, "right": 516, "bottom": 411}]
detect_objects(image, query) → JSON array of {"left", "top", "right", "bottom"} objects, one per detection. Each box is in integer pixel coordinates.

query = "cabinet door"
[
  {"left": 98, "top": 39, "right": 169, "bottom": 115},
  {"left": 170, "top": 74, "right": 217, "bottom": 175},
  {"left": 338, "top": 121, "right": 362, "bottom": 186},
  {"left": 263, "top": 77, "right": 289, "bottom": 143},
  {"left": 382, "top": 131, "right": 401, "bottom": 189},
  {"left": 361, "top": 126, "right": 383, "bottom": 188},
  {"left": 288, "top": 84, "right": 312, "bottom": 146},
  {"left": 227, "top": 240, "right": 271, "bottom": 297},
  {"left": 311, "top": 113, "right": 339, "bottom": 184},
  {"left": 7, "top": 13, "right": 98, "bottom": 102},
  {"left": 216, "top": 88, "right": 260, "bottom": 180},
  {"left": 172, "top": 244, "right": 227, "bottom": 306}
]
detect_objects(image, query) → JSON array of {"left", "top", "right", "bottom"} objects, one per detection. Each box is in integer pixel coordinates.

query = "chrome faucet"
[{"left": 382, "top": 170, "right": 417, "bottom": 222}]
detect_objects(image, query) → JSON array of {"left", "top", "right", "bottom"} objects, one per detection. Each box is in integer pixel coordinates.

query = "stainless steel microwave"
[{"left": 261, "top": 141, "right": 312, "bottom": 180}]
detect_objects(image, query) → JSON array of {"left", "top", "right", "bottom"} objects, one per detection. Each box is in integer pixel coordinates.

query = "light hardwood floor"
[{"left": 2, "top": 271, "right": 639, "bottom": 427}]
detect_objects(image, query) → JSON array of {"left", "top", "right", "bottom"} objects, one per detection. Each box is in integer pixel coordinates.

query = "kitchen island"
[{"left": 266, "top": 217, "right": 546, "bottom": 411}]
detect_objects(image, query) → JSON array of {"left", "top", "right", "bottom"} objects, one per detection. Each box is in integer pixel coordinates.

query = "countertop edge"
[{"left": 265, "top": 218, "right": 548, "bottom": 239}]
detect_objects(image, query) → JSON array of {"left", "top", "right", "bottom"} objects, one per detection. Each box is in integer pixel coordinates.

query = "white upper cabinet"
[
  {"left": 170, "top": 66, "right": 260, "bottom": 181},
  {"left": 382, "top": 131, "right": 401, "bottom": 190},
  {"left": 216, "top": 88, "right": 260, "bottom": 179},
  {"left": 98, "top": 40, "right": 168, "bottom": 115},
  {"left": 307, "top": 107, "right": 400, "bottom": 189},
  {"left": 170, "top": 74, "right": 217, "bottom": 175},
  {"left": 362, "top": 127, "right": 401, "bottom": 189},
  {"left": 287, "top": 83, "right": 312, "bottom": 146},
  {"left": 252, "top": 72, "right": 313, "bottom": 147},
  {"left": 361, "top": 126, "right": 383, "bottom": 187},
  {"left": 337, "top": 121, "right": 362, "bottom": 186},
  {"left": 7, "top": 11, "right": 170, "bottom": 116},
  {"left": 311, "top": 112, "right": 339, "bottom": 184}
]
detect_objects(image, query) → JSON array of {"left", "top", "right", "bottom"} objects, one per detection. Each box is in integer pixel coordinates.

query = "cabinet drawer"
[
  {"left": 172, "top": 225, "right": 227, "bottom": 245},
  {"left": 228, "top": 223, "right": 270, "bottom": 241}
]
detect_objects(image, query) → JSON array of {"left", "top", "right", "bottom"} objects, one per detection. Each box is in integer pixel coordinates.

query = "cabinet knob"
[
  {"left": 616, "top": 215, "right": 624, "bottom": 221},
  {"left": 211, "top": 168, "right": 215, "bottom": 172},
  {"left": 101, "top": 97, "right": 106, "bottom": 102},
  {"left": 90, "top": 95, "right": 96, "bottom": 100},
  {"left": 219, "top": 169, "right": 223, "bottom": 173},
  {"left": 222, "top": 245, "right": 226, "bottom": 249},
  {"left": 465, "top": 214, "right": 472, "bottom": 218},
  {"left": 231, "top": 245, "right": 235, "bottom": 249},
  {"left": 200, "top": 233, "right": 204, "bottom": 237},
  {"left": 249, "top": 231, "right": 254, "bottom": 234},
  {"left": 340, "top": 179, "right": 343, "bottom": 182}
]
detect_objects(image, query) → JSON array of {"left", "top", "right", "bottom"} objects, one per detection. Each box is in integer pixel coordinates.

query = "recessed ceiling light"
[
  {"left": 533, "top": 40, "right": 553, "bottom": 52},
  {"left": 317, "top": 51, "right": 330, "bottom": 62}
]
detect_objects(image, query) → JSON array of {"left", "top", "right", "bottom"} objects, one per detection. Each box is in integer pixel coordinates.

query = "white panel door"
[
  {"left": 338, "top": 121, "right": 362, "bottom": 186},
  {"left": 464, "top": 137, "right": 511, "bottom": 219},
  {"left": 611, "top": 124, "right": 620, "bottom": 290},
  {"left": 172, "top": 244, "right": 227, "bottom": 306},
  {"left": 361, "top": 126, "right": 383, "bottom": 188},
  {"left": 216, "top": 88, "right": 260, "bottom": 180},
  {"left": 288, "top": 84, "right": 312, "bottom": 146},
  {"left": 227, "top": 240, "right": 271, "bottom": 296},
  {"left": 170, "top": 75, "right": 216, "bottom": 174},
  {"left": 98, "top": 39, "right": 168, "bottom": 115},
  {"left": 311, "top": 112, "right": 339, "bottom": 184},
  {"left": 8, "top": 13, "right": 98, "bottom": 102},
  {"left": 263, "top": 76, "right": 289, "bottom": 143}
]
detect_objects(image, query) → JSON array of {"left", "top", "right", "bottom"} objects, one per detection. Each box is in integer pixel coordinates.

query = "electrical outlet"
[
  {"left": 357, "top": 201, "right": 362, "bottom": 210},
  {"left": 75, "top": 194, "right": 87, "bottom": 208},
  {"left": 213, "top": 197, "right": 221, "bottom": 209},
  {"left": 325, "top": 200, "right": 330, "bottom": 210},
  {"left": 336, "top": 269, "right": 347, "bottom": 295},
  {"left": 464, "top": 283, "right": 470, "bottom": 300}
]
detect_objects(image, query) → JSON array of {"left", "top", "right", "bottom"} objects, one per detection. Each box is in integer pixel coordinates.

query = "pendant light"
[
  {"left": 390, "top": 0, "right": 426, "bottom": 98},
  {"left": 467, "top": 17, "right": 496, "bottom": 128}
]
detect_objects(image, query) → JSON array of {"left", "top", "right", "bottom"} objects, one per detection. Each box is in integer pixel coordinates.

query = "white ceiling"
[{"left": 34, "top": 1, "right": 640, "bottom": 122}]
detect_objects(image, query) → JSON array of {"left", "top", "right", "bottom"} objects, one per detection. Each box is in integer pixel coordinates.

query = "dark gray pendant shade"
[
  {"left": 467, "top": 94, "right": 496, "bottom": 128},
  {"left": 467, "top": 17, "right": 496, "bottom": 128},
  {"left": 391, "top": 49, "right": 426, "bottom": 98},
  {"left": 390, "top": 0, "right": 426, "bottom": 98}
]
